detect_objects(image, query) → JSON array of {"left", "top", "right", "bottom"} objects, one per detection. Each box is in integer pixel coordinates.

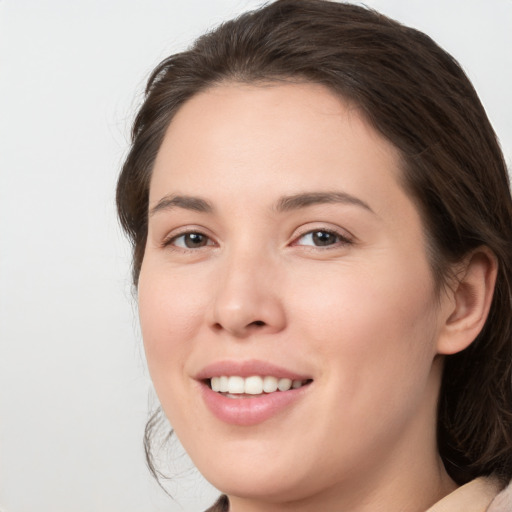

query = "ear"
[{"left": 436, "top": 247, "right": 498, "bottom": 355}]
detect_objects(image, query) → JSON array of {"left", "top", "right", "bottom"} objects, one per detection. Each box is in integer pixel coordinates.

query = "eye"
[
  {"left": 294, "top": 229, "right": 351, "bottom": 247},
  {"left": 167, "top": 232, "right": 214, "bottom": 249}
]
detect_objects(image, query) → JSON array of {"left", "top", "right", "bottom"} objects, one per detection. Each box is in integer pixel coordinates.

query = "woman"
[{"left": 117, "top": 1, "right": 512, "bottom": 510}]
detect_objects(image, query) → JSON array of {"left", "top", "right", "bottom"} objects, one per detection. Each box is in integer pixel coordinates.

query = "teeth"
[
  {"left": 292, "top": 379, "right": 303, "bottom": 389},
  {"left": 244, "top": 376, "right": 263, "bottom": 394},
  {"left": 209, "top": 376, "right": 307, "bottom": 395},
  {"left": 228, "top": 376, "right": 245, "bottom": 394},
  {"left": 211, "top": 377, "right": 221, "bottom": 392},
  {"left": 219, "top": 376, "right": 229, "bottom": 392},
  {"left": 263, "top": 376, "right": 278, "bottom": 393},
  {"left": 278, "top": 378, "right": 292, "bottom": 391}
]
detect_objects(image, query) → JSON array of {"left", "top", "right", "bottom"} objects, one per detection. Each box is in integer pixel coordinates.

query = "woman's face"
[{"left": 139, "top": 83, "right": 451, "bottom": 506}]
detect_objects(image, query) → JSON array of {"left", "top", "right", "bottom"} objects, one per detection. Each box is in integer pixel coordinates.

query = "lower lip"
[{"left": 199, "top": 382, "right": 310, "bottom": 426}]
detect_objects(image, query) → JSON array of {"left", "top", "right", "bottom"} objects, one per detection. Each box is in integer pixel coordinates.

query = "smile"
[
  {"left": 209, "top": 375, "right": 312, "bottom": 396},
  {"left": 197, "top": 362, "right": 313, "bottom": 425}
]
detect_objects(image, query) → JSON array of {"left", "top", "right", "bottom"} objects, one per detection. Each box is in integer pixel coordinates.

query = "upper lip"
[{"left": 195, "top": 359, "right": 312, "bottom": 381}]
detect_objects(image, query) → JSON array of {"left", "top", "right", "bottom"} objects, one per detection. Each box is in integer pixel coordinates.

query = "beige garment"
[
  {"left": 426, "top": 477, "right": 502, "bottom": 512},
  {"left": 488, "top": 481, "right": 512, "bottom": 512}
]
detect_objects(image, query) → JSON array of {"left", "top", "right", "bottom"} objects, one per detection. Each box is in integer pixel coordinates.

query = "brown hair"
[{"left": 117, "top": 0, "right": 512, "bottom": 485}]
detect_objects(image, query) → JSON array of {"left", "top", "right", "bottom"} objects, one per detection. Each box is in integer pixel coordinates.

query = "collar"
[{"left": 426, "top": 477, "right": 503, "bottom": 512}]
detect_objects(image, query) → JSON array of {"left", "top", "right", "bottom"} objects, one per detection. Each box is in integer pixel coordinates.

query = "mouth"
[
  {"left": 206, "top": 375, "right": 313, "bottom": 398},
  {"left": 196, "top": 361, "right": 313, "bottom": 424}
]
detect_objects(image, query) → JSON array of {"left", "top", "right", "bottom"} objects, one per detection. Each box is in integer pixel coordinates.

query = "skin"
[{"left": 138, "top": 82, "right": 495, "bottom": 511}]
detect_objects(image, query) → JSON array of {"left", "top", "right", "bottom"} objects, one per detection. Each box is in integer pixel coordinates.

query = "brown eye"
[
  {"left": 312, "top": 231, "right": 338, "bottom": 246},
  {"left": 171, "top": 232, "right": 212, "bottom": 249},
  {"left": 296, "top": 230, "right": 349, "bottom": 247}
]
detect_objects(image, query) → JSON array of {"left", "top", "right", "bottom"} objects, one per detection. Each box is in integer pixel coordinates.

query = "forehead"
[{"left": 150, "top": 81, "right": 405, "bottom": 202}]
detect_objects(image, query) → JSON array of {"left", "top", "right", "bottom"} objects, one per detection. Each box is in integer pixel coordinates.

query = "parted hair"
[{"left": 117, "top": 0, "right": 512, "bottom": 486}]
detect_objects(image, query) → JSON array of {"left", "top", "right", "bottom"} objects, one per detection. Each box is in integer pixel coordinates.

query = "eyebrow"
[
  {"left": 149, "top": 194, "right": 214, "bottom": 217},
  {"left": 275, "top": 191, "right": 374, "bottom": 213},
  {"left": 149, "top": 191, "right": 374, "bottom": 217}
]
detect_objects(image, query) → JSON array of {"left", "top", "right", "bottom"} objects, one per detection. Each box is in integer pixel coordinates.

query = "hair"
[{"left": 117, "top": 0, "right": 512, "bottom": 487}]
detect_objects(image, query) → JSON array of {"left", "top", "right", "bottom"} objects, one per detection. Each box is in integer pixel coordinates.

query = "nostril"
[{"left": 251, "top": 320, "right": 266, "bottom": 327}]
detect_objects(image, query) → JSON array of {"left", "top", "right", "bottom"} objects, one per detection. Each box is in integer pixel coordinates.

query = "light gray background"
[{"left": 1, "top": 1, "right": 511, "bottom": 511}]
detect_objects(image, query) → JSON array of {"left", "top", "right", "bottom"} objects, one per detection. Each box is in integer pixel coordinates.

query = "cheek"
[
  {"left": 137, "top": 267, "right": 212, "bottom": 444},
  {"left": 290, "top": 260, "right": 439, "bottom": 409},
  {"left": 293, "top": 257, "right": 437, "bottom": 341},
  {"left": 137, "top": 265, "right": 206, "bottom": 384}
]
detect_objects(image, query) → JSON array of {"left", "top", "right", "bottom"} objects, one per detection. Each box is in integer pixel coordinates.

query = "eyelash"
[
  {"left": 162, "top": 227, "right": 353, "bottom": 251},
  {"left": 292, "top": 228, "right": 353, "bottom": 248},
  {"left": 162, "top": 230, "right": 215, "bottom": 250}
]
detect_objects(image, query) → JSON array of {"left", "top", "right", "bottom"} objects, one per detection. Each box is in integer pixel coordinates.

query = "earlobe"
[{"left": 436, "top": 247, "right": 498, "bottom": 355}]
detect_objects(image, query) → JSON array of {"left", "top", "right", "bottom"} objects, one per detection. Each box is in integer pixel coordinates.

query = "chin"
[{"left": 205, "top": 466, "right": 317, "bottom": 505}]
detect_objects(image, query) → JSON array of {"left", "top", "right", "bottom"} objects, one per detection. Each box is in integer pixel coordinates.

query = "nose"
[{"left": 208, "top": 249, "right": 287, "bottom": 338}]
